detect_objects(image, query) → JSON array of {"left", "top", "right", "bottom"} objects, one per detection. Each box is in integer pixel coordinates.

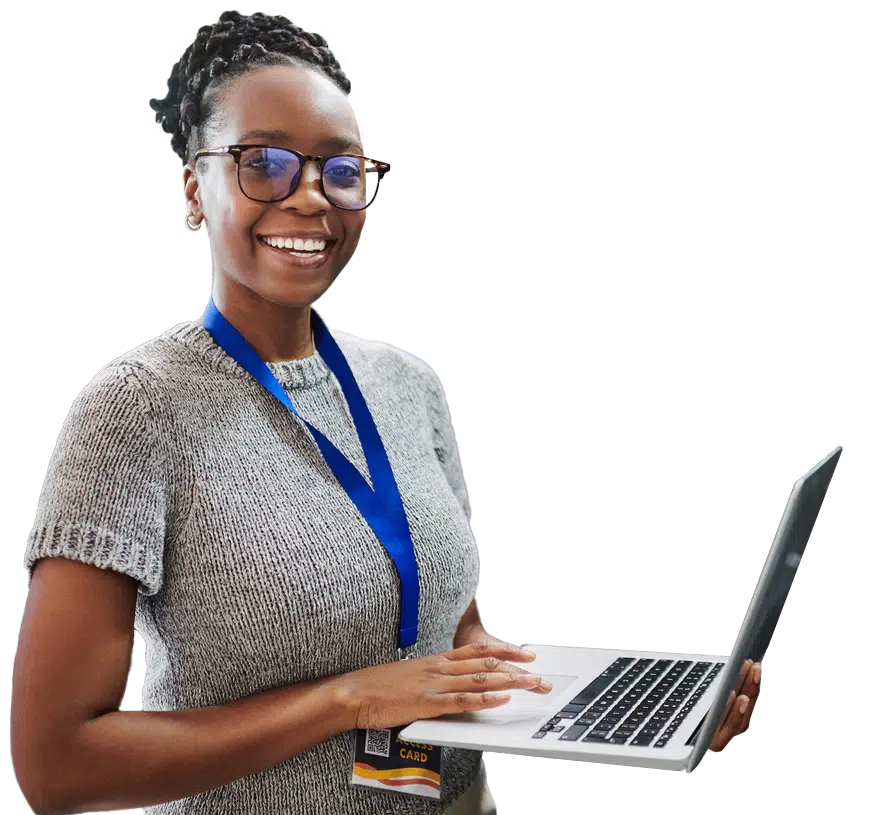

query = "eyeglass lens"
[{"left": 239, "top": 147, "right": 379, "bottom": 210}]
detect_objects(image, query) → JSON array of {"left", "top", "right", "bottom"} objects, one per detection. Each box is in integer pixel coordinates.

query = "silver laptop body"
[{"left": 400, "top": 447, "right": 841, "bottom": 772}]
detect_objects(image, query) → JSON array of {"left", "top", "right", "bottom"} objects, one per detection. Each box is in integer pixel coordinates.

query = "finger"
[
  {"left": 439, "top": 670, "right": 547, "bottom": 695},
  {"left": 435, "top": 690, "right": 514, "bottom": 714},
  {"left": 737, "top": 692, "right": 757, "bottom": 733},
  {"left": 479, "top": 666, "right": 552, "bottom": 694},
  {"left": 527, "top": 681, "right": 554, "bottom": 694},
  {"left": 717, "top": 689, "right": 737, "bottom": 726},
  {"left": 708, "top": 706, "right": 737, "bottom": 753},
  {"left": 709, "top": 725, "right": 729, "bottom": 752},
  {"left": 447, "top": 639, "right": 536, "bottom": 664},
  {"left": 707, "top": 718, "right": 734, "bottom": 753},
  {"left": 735, "top": 659, "right": 753, "bottom": 695},
  {"left": 728, "top": 695, "right": 750, "bottom": 738},
  {"left": 746, "top": 662, "right": 762, "bottom": 698},
  {"left": 438, "top": 656, "right": 545, "bottom": 682},
  {"left": 723, "top": 694, "right": 750, "bottom": 739}
]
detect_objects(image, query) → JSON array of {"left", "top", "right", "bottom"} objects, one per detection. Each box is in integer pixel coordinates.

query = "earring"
[{"left": 185, "top": 213, "right": 202, "bottom": 231}]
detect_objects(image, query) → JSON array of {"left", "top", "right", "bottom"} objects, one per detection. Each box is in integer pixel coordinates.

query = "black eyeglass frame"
[{"left": 193, "top": 144, "right": 391, "bottom": 211}]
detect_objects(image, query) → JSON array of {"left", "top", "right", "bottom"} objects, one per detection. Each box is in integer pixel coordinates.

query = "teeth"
[{"left": 262, "top": 236, "right": 327, "bottom": 251}]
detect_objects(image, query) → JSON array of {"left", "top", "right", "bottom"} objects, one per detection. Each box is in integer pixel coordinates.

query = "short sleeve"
[
  {"left": 422, "top": 365, "right": 473, "bottom": 523},
  {"left": 23, "top": 361, "right": 168, "bottom": 596}
]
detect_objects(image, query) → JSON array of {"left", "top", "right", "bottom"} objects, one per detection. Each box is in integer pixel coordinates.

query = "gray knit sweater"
[{"left": 23, "top": 316, "right": 484, "bottom": 814}]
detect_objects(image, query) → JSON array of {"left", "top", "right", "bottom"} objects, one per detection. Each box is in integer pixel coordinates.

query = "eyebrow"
[{"left": 237, "top": 129, "right": 363, "bottom": 153}]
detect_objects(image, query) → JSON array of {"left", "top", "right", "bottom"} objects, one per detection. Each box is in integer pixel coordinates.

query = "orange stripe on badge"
[
  {"left": 376, "top": 776, "right": 442, "bottom": 790},
  {"left": 353, "top": 762, "right": 441, "bottom": 784}
]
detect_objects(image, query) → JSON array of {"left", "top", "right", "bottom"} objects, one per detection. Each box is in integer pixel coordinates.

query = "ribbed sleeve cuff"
[{"left": 24, "top": 521, "right": 163, "bottom": 596}]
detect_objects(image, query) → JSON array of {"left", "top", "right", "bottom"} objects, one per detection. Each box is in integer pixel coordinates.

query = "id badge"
[{"left": 349, "top": 726, "right": 442, "bottom": 800}]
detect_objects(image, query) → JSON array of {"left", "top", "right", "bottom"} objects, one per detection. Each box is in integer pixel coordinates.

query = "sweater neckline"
[{"left": 163, "top": 318, "right": 333, "bottom": 391}]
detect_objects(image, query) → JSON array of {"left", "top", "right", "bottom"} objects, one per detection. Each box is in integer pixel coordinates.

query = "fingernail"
[
  {"left": 739, "top": 696, "right": 749, "bottom": 714},
  {"left": 754, "top": 663, "right": 762, "bottom": 682},
  {"left": 520, "top": 649, "right": 536, "bottom": 658},
  {"left": 540, "top": 679, "right": 553, "bottom": 691}
]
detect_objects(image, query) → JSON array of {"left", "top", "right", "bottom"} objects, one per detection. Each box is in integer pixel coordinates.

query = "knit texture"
[{"left": 23, "top": 316, "right": 484, "bottom": 814}]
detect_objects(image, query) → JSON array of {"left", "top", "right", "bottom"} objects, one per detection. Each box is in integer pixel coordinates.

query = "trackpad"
[{"left": 440, "top": 673, "right": 578, "bottom": 725}]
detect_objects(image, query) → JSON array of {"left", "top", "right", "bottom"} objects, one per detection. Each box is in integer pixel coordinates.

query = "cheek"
[
  {"left": 212, "top": 196, "right": 264, "bottom": 257},
  {"left": 339, "top": 212, "right": 366, "bottom": 256}
]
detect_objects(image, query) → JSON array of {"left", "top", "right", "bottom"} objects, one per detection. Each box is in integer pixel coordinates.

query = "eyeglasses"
[{"left": 193, "top": 144, "right": 390, "bottom": 211}]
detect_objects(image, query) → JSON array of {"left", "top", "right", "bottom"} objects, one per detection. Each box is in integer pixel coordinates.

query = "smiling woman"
[
  {"left": 11, "top": 9, "right": 513, "bottom": 815},
  {"left": 150, "top": 10, "right": 389, "bottom": 362}
]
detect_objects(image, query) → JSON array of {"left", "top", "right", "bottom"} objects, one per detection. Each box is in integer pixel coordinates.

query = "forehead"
[{"left": 217, "top": 65, "right": 361, "bottom": 151}]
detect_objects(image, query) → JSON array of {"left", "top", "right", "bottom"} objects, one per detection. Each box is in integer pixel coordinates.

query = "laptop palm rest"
[{"left": 403, "top": 674, "right": 580, "bottom": 742}]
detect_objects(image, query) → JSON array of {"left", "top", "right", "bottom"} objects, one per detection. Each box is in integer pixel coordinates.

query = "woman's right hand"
[{"left": 337, "top": 640, "right": 553, "bottom": 731}]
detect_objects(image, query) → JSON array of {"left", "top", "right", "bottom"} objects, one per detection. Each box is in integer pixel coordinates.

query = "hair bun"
[
  {"left": 150, "top": 11, "right": 352, "bottom": 163},
  {"left": 219, "top": 10, "right": 243, "bottom": 23}
]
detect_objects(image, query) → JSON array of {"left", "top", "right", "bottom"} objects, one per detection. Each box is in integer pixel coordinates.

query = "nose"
[{"left": 285, "top": 159, "right": 330, "bottom": 206}]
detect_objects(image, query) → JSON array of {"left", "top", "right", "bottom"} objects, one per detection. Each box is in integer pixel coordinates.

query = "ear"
[{"left": 183, "top": 163, "right": 203, "bottom": 224}]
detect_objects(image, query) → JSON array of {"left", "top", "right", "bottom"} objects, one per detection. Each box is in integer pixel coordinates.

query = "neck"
[{"left": 210, "top": 277, "right": 315, "bottom": 362}]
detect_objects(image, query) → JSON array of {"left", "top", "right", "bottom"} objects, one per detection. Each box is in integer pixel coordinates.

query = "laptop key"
[
  {"left": 558, "top": 724, "right": 590, "bottom": 741},
  {"left": 571, "top": 676, "right": 618, "bottom": 705}
]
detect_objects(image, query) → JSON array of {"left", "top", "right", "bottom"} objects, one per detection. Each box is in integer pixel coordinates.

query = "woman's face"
[{"left": 183, "top": 65, "right": 366, "bottom": 308}]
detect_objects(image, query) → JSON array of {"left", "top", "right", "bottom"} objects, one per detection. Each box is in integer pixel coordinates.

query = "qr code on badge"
[{"left": 364, "top": 728, "right": 391, "bottom": 758}]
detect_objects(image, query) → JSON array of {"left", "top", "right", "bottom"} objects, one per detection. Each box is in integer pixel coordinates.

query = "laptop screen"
[{"left": 685, "top": 446, "right": 841, "bottom": 772}]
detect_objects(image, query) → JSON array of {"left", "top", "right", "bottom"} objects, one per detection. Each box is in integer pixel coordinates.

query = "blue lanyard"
[{"left": 202, "top": 297, "right": 420, "bottom": 659}]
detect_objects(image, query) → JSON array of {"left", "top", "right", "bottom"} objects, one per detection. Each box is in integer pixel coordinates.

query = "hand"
[
  {"left": 709, "top": 659, "right": 762, "bottom": 751},
  {"left": 337, "top": 639, "right": 554, "bottom": 731},
  {"left": 453, "top": 624, "right": 552, "bottom": 695}
]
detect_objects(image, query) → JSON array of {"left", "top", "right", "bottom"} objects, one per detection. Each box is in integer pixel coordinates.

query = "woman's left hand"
[{"left": 709, "top": 659, "right": 762, "bottom": 751}]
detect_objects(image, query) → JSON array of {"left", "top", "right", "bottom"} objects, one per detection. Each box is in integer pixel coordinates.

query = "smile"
[{"left": 256, "top": 234, "right": 337, "bottom": 268}]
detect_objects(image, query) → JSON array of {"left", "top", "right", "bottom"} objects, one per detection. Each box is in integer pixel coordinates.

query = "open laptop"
[{"left": 400, "top": 447, "right": 841, "bottom": 772}]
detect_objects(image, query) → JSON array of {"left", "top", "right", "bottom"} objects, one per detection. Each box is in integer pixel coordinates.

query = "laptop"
[{"left": 400, "top": 447, "right": 841, "bottom": 772}]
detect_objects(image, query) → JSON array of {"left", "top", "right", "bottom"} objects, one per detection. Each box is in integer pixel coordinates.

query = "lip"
[
  {"left": 257, "top": 232, "right": 336, "bottom": 241},
  {"left": 257, "top": 234, "right": 337, "bottom": 269}
]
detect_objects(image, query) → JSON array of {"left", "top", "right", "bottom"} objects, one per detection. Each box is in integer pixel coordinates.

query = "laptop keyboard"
[{"left": 531, "top": 657, "right": 725, "bottom": 747}]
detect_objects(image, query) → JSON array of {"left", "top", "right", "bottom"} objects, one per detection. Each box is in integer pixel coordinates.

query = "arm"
[
  {"left": 13, "top": 558, "right": 356, "bottom": 815},
  {"left": 63, "top": 677, "right": 349, "bottom": 815}
]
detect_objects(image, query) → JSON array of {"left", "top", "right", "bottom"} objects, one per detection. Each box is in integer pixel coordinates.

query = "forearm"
[{"left": 44, "top": 673, "right": 353, "bottom": 815}]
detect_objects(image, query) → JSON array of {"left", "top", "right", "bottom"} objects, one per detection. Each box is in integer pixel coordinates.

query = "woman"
[
  {"left": 12, "top": 10, "right": 760, "bottom": 815},
  {"left": 12, "top": 11, "right": 529, "bottom": 814}
]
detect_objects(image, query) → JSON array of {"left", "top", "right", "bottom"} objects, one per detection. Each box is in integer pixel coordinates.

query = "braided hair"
[{"left": 149, "top": 10, "right": 351, "bottom": 166}]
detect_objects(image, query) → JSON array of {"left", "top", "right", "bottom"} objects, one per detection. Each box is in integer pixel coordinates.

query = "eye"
[{"left": 243, "top": 156, "right": 289, "bottom": 175}]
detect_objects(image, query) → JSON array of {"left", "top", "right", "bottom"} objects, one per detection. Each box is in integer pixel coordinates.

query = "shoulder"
[
  {"left": 330, "top": 326, "right": 442, "bottom": 395},
  {"left": 69, "top": 321, "right": 198, "bottom": 423}
]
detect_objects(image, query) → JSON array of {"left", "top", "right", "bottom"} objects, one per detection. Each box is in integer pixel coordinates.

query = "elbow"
[
  {"left": 17, "top": 781, "right": 66, "bottom": 815},
  {"left": 17, "top": 772, "right": 74, "bottom": 815},
  {"left": 25, "top": 778, "right": 88, "bottom": 815}
]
